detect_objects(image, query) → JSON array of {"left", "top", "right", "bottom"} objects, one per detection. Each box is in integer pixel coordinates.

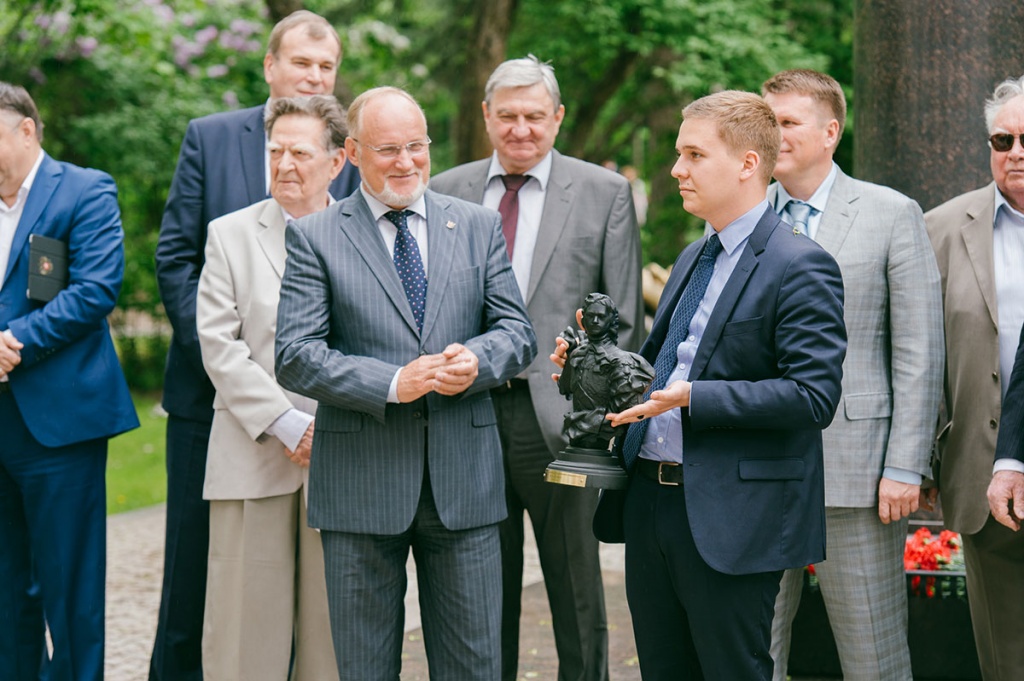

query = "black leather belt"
[
  {"left": 637, "top": 458, "right": 684, "bottom": 486},
  {"left": 492, "top": 378, "right": 529, "bottom": 394},
  {"left": 0, "top": 381, "right": 11, "bottom": 395}
]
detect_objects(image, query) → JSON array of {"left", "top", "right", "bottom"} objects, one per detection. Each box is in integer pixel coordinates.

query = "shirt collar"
[
  {"left": 713, "top": 200, "right": 769, "bottom": 256},
  {"left": 994, "top": 183, "right": 1024, "bottom": 226},
  {"left": 1, "top": 150, "right": 44, "bottom": 213},
  {"left": 485, "top": 150, "right": 553, "bottom": 190},
  {"left": 360, "top": 186, "right": 428, "bottom": 223},
  {"left": 279, "top": 193, "right": 337, "bottom": 224},
  {"left": 774, "top": 162, "right": 839, "bottom": 215}
]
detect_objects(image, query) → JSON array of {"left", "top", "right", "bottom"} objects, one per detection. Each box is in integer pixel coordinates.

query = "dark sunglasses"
[{"left": 989, "top": 133, "right": 1024, "bottom": 152}]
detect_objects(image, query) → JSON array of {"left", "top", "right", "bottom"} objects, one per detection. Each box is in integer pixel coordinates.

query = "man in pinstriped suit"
[
  {"left": 274, "top": 86, "right": 536, "bottom": 681},
  {"left": 763, "top": 70, "right": 944, "bottom": 680}
]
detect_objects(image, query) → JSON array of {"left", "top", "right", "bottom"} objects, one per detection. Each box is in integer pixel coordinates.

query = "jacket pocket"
[
  {"left": 722, "top": 316, "right": 763, "bottom": 336},
  {"left": 843, "top": 392, "right": 893, "bottom": 420},
  {"left": 738, "top": 458, "right": 805, "bottom": 481},
  {"left": 471, "top": 397, "right": 497, "bottom": 427},
  {"left": 316, "top": 409, "right": 364, "bottom": 433}
]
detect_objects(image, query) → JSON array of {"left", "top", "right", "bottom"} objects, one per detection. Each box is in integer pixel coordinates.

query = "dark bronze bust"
[{"left": 545, "top": 293, "right": 654, "bottom": 488}]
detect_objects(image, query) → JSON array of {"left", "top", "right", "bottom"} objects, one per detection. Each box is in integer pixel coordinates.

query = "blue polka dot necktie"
[
  {"left": 619, "top": 233, "right": 723, "bottom": 471},
  {"left": 384, "top": 209, "right": 427, "bottom": 332}
]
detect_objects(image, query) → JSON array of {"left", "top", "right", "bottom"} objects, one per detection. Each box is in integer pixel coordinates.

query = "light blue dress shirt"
[{"left": 638, "top": 201, "right": 766, "bottom": 464}]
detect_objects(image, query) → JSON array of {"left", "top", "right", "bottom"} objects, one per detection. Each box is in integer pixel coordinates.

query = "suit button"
[
  {"left": 413, "top": 411, "right": 422, "bottom": 419},
  {"left": 990, "top": 418, "right": 998, "bottom": 429},
  {"left": 993, "top": 372, "right": 1000, "bottom": 381},
  {"left": 419, "top": 350, "right": 427, "bottom": 356}
]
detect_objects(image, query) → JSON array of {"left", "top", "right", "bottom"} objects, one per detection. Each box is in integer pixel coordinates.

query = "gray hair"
[
  {"left": 265, "top": 95, "right": 347, "bottom": 151},
  {"left": 346, "top": 86, "right": 424, "bottom": 140},
  {"left": 484, "top": 54, "right": 561, "bottom": 111},
  {"left": 984, "top": 75, "right": 1024, "bottom": 134},
  {"left": 0, "top": 81, "right": 43, "bottom": 142}
]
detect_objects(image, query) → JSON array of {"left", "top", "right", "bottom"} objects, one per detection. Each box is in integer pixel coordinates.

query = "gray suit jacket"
[
  {"left": 431, "top": 151, "right": 643, "bottom": 455},
  {"left": 275, "top": 189, "right": 536, "bottom": 535},
  {"left": 925, "top": 183, "right": 1003, "bottom": 534},
  {"left": 770, "top": 170, "right": 944, "bottom": 507},
  {"left": 197, "top": 199, "right": 316, "bottom": 501}
]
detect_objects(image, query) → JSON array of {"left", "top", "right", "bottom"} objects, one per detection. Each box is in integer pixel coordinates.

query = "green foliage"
[
  {"left": 107, "top": 391, "right": 167, "bottom": 515},
  {"left": 2, "top": 0, "right": 270, "bottom": 323},
  {"left": 3, "top": 0, "right": 854, "bottom": 315},
  {"left": 115, "top": 333, "right": 171, "bottom": 392}
]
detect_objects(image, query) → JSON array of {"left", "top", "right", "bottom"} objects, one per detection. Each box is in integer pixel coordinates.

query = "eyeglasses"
[
  {"left": 353, "top": 137, "right": 431, "bottom": 159},
  {"left": 989, "top": 133, "right": 1024, "bottom": 152}
]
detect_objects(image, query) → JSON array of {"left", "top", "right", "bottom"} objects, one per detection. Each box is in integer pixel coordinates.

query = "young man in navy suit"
[
  {"left": 575, "top": 91, "right": 847, "bottom": 679},
  {"left": 152, "top": 12, "right": 360, "bottom": 680},
  {"left": 0, "top": 82, "right": 139, "bottom": 681}
]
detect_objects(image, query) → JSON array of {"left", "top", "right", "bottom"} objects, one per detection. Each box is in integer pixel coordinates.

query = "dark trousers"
[
  {"left": 963, "top": 513, "right": 1024, "bottom": 680},
  {"left": 0, "top": 390, "right": 107, "bottom": 681},
  {"left": 320, "top": 471, "right": 501, "bottom": 681},
  {"left": 493, "top": 386, "right": 609, "bottom": 681},
  {"left": 149, "top": 415, "right": 211, "bottom": 681},
  {"left": 624, "top": 473, "right": 781, "bottom": 680}
]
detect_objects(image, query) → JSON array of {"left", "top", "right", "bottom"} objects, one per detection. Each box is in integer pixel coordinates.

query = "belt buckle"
[{"left": 657, "top": 462, "right": 680, "bottom": 486}]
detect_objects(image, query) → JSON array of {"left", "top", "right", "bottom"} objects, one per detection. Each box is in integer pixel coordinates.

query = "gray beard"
[{"left": 373, "top": 176, "right": 427, "bottom": 208}]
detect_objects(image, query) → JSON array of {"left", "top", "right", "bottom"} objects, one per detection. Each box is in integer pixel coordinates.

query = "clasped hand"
[{"left": 397, "top": 343, "right": 479, "bottom": 402}]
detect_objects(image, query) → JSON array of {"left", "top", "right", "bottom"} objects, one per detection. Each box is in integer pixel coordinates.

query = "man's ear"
[{"left": 739, "top": 150, "right": 761, "bottom": 181}]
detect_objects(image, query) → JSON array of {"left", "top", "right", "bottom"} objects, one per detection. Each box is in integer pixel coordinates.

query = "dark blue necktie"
[
  {"left": 384, "top": 209, "right": 427, "bottom": 331},
  {"left": 620, "top": 233, "right": 723, "bottom": 471}
]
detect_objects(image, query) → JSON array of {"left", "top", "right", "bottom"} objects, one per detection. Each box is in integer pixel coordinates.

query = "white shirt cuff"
[
  {"left": 387, "top": 368, "right": 402, "bottom": 403},
  {"left": 994, "top": 459, "right": 1024, "bottom": 475},
  {"left": 882, "top": 467, "right": 922, "bottom": 486},
  {"left": 265, "top": 408, "right": 314, "bottom": 451}
]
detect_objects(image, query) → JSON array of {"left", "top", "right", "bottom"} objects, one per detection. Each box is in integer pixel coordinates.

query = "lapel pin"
[{"left": 446, "top": 220, "right": 456, "bottom": 230}]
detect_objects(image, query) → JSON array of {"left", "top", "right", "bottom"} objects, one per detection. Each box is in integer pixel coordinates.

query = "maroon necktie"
[{"left": 497, "top": 174, "right": 528, "bottom": 258}]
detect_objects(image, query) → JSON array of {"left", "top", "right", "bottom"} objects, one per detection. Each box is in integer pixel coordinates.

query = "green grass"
[{"left": 106, "top": 391, "right": 167, "bottom": 515}]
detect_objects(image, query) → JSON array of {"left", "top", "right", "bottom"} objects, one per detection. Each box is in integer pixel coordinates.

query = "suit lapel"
[
  {"left": 421, "top": 191, "right": 455, "bottom": 341},
  {"left": 239, "top": 106, "right": 266, "bottom": 205},
  {"left": 339, "top": 194, "right": 422, "bottom": 335},
  {"left": 5, "top": 154, "right": 61, "bottom": 287},
  {"left": 255, "top": 199, "right": 287, "bottom": 280},
  {"left": 458, "top": 161, "right": 489, "bottom": 203},
  {"left": 815, "top": 170, "right": 858, "bottom": 256},
  {"left": 960, "top": 186, "right": 998, "bottom": 327},
  {"left": 689, "top": 208, "right": 775, "bottom": 379},
  {"left": 527, "top": 151, "right": 573, "bottom": 305}
]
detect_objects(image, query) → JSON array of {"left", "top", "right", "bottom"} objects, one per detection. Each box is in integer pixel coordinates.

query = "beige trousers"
[{"left": 202, "top": 491, "right": 339, "bottom": 681}]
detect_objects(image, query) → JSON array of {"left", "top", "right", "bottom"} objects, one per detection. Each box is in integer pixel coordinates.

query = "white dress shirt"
[
  {"left": 992, "top": 186, "right": 1024, "bottom": 474},
  {"left": 481, "top": 151, "right": 553, "bottom": 302}
]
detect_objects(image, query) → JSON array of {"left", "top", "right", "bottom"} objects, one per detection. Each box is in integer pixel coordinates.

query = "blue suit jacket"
[
  {"left": 995, "top": 325, "right": 1024, "bottom": 464},
  {"left": 599, "top": 207, "right": 847, "bottom": 575},
  {"left": 155, "top": 104, "right": 360, "bottom": 421},
  {"left": 1, "top": 153, "right": 138, "bottom": 447},
  {"left": 275, "top": 190, "right": 537, "bottom": 534}
]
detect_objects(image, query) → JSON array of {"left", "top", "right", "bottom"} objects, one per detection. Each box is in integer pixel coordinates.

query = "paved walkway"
[{"left": 105, "top": 503, "right": 632, "bottom": 680}]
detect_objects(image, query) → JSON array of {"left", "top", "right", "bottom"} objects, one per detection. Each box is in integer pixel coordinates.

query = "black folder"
[{"left": 27, "top": 234, "right": 68, "bottom": 303}]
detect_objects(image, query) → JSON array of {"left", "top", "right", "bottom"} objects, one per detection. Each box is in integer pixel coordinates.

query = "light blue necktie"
[
  {"left": 785, "top": 200, "right": 813, "bottom": 236},
  {"left": 619, "top": 233, "right": 723, "bottom": 471},
  {"left": 384, "top": 209, "right": 427, "bottom": 331}
]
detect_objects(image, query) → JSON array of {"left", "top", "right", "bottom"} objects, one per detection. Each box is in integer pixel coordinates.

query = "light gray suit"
[
  {"left": 926, "top": 183, "right": 1024, "bottom": 680},
  {"left": 770, "top": 170, "right": 944, "bottom": 680},
  {"left": 197, "top": 198, "right": 336, "bottom": 681},
  {"left": 275, "top": 188, "right": 536, "bottom": 680},
  {"left": 431, "top": 150, "right": 642, "bottom": 681}
]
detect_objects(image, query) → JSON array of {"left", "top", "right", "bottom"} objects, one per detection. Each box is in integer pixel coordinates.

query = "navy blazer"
[
  {"left": 1, "top": 153, "right": 138, "bottom": 446},
  {"left": 995, "top": 325, "right": 1024, "bottom": 464},
  {"left": 155, "top": 104, "right": 360, "bottom": 421},
  {"left": 275, "top": 190, "right": 537, "bottom": 534},
  {"left": 599, "top": 207, "right": 846, "bottom": 575}
]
